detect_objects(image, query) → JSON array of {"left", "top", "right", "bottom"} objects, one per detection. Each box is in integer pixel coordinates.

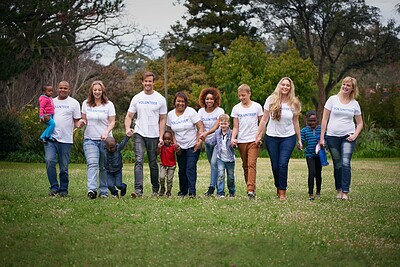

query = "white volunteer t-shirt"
[
  {"left": 264, "top": 96, "right": 296, "bottom": 137},
  {"left": 325, "top": 95, "right": 361, "bottom": 137},
  {"left": 127, "top": 91, "right": 167, "bottom": 138},
  {"left": 231, "top": 101, "right": 263, "bottom": 143},
  {"left": 51, "top": 96, "right": 81, "bottom": 144},
  {"left": 198, "top": 107, "right": 224, "bottom": 144},
  {"left": 82, "top": 100, "right": 116, "bottom": 140},
  {"left": 167, "top": 107, "right": 201, "bottom": 149}
]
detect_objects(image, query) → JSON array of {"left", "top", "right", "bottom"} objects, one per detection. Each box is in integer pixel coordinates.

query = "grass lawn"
[{"left": 0, "top": 158, "right": 399, "bottom": 266}]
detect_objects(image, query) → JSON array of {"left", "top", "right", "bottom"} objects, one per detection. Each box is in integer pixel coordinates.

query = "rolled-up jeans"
[
  {"left": 83, "top": 139, "right": 108, "bottom": 196},
  {"left": 326, "top": 135, "right": 356, "bottom": 193}
]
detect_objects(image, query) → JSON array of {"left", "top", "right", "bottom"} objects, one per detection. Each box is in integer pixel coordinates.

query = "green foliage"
[
  {"left": 166, "top": 0, "right": 260, "bottom": 69},
  {"left": 0, "top": 110, "right": 23, "bottom": 159},
  {"left": 18, "top": 105, "right": 45, "bottom": 155}
]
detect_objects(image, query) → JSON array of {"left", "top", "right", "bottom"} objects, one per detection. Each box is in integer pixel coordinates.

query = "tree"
[
  {"left": 165, "top": 0, "right": 259, "bottom": 70},
  {"left": 210, "top": 36, "right": 317, "bottom": 114},
  {"left": 253, "top": 0, "right": 400, "bottom": 116}
]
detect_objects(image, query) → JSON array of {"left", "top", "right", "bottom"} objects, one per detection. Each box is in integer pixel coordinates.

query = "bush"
[{"left": 0, "top": 110, "right": 23, "bottom": 159}]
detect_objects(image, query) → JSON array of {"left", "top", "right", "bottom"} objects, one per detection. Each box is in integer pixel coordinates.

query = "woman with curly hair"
[
  {"left": 256, "top": 77, "right": 302, "bottom": 200},
  {"left": 197, "top": 87, "right": 225, "bottom": 196}
]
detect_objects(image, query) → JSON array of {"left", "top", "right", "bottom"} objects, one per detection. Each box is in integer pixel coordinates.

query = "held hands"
[
  {"left": 77, "top": 119, "right": 86, "bottom": 128},
  {"left": 231, "top": 138, "right": 238, "bottom": 148},
  {"left": 194, "top": 139, "right": 202, "bottom": 152},
  {"left": 199, "top": 132, "right": 208, "bottom": 141},
  {"left": 127, "top": 129, "right": 134, "bottom": 138}
]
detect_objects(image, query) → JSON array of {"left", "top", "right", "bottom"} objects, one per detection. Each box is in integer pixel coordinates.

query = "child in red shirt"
[
  {"left": 157, "top": 130, "right": 181, "bottom": 197},
  {"left": 39, "top": 85, "right": 56, "bottom": 143}
]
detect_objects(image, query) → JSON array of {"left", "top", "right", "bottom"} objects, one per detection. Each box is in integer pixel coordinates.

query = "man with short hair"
[
  {"left": 44, "top": 81, "right": 81, "bottom": 197},
  {"left": 125, "top": 71, "right": 167, "bottom": 197}
]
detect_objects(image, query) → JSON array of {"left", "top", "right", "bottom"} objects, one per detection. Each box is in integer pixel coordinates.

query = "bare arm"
[
  {"left": 101, "top": 115, "right": 115, "bottom": 140},
  {"left": 293, "top": 113, "right": 302, "bottom": 150},
  {"left": 256, "top": 109, "right": 269, "bottom": 144},
  {"left": 319, "top": 108, "right": 331, "bottom": 147},
  {"left": 159, "top": 114, "right": 167, "bottom": 144},
  {"left": 194, "top": 120, "right": 204, "bottom": 152},
  {"left": 348, "top": 114, "right": 363, "bottom": 142},
  {"left": 200, "top": 118, "right": 220, "bottom": 141},
  {"left": 124, "top": 111, "right": 135, "bottom": 134},
  {"left": 231, "top": 117, "right": 239, "bottom": 147}
]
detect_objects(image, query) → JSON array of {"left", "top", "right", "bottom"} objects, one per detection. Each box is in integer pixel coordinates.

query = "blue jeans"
[
  {"left": 44, "top": 141, "right": 72, "bottom": 194},
  {"left": 176, "top": 146, "right": 200, "bottom": 196},
  {"left": 83, "top": 139, "right": 108, "bottom": 196},
  {"left": 107, "top": 170, "right": 127, "bottom": 196},
  {"left": 40, "top": 115, "right": 55, "bottom": 140},
  {"left": 326, "top": 135, "right": 356, "bottom": 193},
  {"left": 265, "top": 134, "right": 296, "bottom": 190},
  {"left": 216, "top": 159, "right": 235, "bottom": 196},
  {"left": 133, "top": 133, "right": 159, "bottom": 195},
  {"left": 204, "top": 142, "right": 218, "bottom": 188}
]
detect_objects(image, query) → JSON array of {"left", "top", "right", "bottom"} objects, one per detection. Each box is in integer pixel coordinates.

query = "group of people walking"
[{"left": 39, "top": 72, "right": 363, "bottom": 201}]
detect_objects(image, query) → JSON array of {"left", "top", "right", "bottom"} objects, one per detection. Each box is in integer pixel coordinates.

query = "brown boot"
[{"left": 279, "top": 189, "right": 287, "bottom": 200}]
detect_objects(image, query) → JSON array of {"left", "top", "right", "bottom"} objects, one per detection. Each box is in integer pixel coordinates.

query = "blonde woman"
[
  {"left": 319, "top": 77, "right": 363, "bottom": 201},
  {"left": 256, "top": 77, "right": 302, "bottom": 200}
]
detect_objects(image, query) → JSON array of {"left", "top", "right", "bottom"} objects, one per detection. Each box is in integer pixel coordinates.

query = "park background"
[{"left": 0, "top": 1, "right": 400, "bottom": 266}]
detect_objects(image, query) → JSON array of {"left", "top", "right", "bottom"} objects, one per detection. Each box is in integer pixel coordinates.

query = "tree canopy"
[{"left": 253, "top": 0, "right": 400, "bottom": 115}]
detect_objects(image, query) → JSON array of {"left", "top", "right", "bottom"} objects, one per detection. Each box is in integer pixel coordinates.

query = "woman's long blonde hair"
[
  {"left": 269, "top": 77, "right": 301, "bottom": 121},
  {"left": 339, "top": 76, "right": 358, "bottom": 99}
]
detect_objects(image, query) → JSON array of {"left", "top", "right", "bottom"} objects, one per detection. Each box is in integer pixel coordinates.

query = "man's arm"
[
  {"left": 159, "top": 114, "right": 166, "bottom": 144},
  {"left": 124, "top": 111, "right": 135, "bottom": 134}
]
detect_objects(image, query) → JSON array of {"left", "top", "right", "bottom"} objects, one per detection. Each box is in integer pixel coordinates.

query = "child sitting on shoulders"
[
  {"left": 104, "top": 129, "right": 134, "bottom": 198},
  {"left": 157, "top": 130, "right": 181, "bottom": 197},
  {"left": 39, "top": 85, "right": 56, "bottom": 143},
  {"left": 215, "top": 114, "right": 236, "bottom": 198}
]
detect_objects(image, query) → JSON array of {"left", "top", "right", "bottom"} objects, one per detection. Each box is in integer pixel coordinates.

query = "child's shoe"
[
  {"left": 120, "top": 186, "right": 127, "bottom": 197},
  {"left": 204, "top": 186, "right": 215, "bottom": 196},
  {"left": 159, "top": 186, "right": 166, "bottom": 196},
  {"left": 166, "top": 191, "right": 171, "bottom": 197},
  {"left": 87, "top": 190, "right": 97, "bottom": 199},
  {"left": 247, "top": 191, "right": 256, "bottom": 200},
  {"left": 309, "top": 194, "right": 315, "bottom": 200},
  {"left": 315, "top": 192, "right": 321, "bottom": 199}
]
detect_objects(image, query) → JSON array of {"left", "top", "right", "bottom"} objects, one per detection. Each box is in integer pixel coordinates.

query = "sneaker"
[
  {"left": 315, "top": 193, "right": 321, "bottom": 199},
  {"left": 309, "top": 194, "right": 315, "bottom": 200},
  {"left": 204, "top": 186, "right": 215, "bottom": 196},
  {"left": 217, "top": 194, "right": 225, "bottom": 199},
  {"left": 87, "top": 190, "right": 97, "bottom": 199},
  {"left": 247, "top": 191, "right": 256, "bottom": 200},
  {"left": 120, "top": 186, "right": 127, "bottom": 197},
  {"left": 111, "top": 195, "right": 119, "bottom": 199},
  {"left": 59, "top": 191, "right": 68, "bottom": 197},
  {"left": 166, "top": 191, "right": 171, "bottom": 197},
  {"left": 100, "top": 194, "right": 108, "bottom": 198},
  {"left": 189, "top": 193, "right": 196, "bottom": 199},
  {"left": 131, "top": 192, "right": 142, "bottom": 198},
  {"left": 48, "top": 189, "right": 58, "bottom": 196}
]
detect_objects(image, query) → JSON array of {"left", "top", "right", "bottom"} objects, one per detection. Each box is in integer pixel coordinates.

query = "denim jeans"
[
  {"left": 44, "top": 141, "right": 72, "bottom": 194},
  {"left": 176, "top": 147, "right": 200, "bottom": 196},
  {"left": 133, "top": 133, "right": 159, "bottom": 195},
  {"left": 83, "top": 139, "right": 108, "bottom": 196},
  {"left": 326, "top": 135, "right": 356, "bottom": 193},
  {"left": 265, "top": 134, "right": 296, "bottom": 190},
  {"left": 107, "top": 170, "right": 127, "bottom": 196},
  {"left": 216, "top": 158, "right": 235, "bottom": 196},
  {"left": 204, "top": 142, "right": 218, "bottom": 188}
]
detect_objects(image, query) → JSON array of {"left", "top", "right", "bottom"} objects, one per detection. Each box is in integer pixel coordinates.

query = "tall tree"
[
  {"left": 165, "top": 0, "right": 259, "bottom": 70},
  {"left": 253, "top": 0, "right": 400, "bottom": 116}
]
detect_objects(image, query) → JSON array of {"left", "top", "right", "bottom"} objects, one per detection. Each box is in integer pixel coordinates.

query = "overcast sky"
[{"left": 97, "top": 0, "right": 399, "bottom": 65}]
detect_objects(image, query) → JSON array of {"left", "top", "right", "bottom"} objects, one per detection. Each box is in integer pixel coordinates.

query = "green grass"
[{"left": 0, "top": 159, "right": 399, "bottom": 266}]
